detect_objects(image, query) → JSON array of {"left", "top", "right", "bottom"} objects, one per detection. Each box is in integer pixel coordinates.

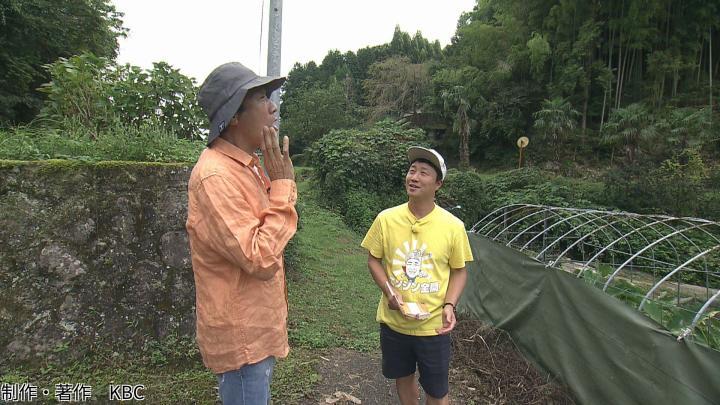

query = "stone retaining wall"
[{"left": 0, "top": 161, "right": 196, "bottom": 365}]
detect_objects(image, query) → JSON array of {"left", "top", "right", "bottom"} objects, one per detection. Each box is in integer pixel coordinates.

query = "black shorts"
[{"left": 379, "top": 323, "right": 451, "bottom": 399}]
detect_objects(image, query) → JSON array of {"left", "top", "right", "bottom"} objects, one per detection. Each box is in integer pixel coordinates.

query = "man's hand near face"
[{"left": 261, "top": 126, "right": 294, "bottom": 181}]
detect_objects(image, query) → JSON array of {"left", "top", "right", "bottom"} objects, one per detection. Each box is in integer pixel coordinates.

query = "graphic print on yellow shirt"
[
  {"left": 361, "top": 203, "right": 473, "bottom": 336},
  {"left": 392, "top": 239, "right": 437, "bottom": 293}
]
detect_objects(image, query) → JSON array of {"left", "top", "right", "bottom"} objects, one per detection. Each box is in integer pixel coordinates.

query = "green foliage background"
[
  {"left": 0, "top": 0, "right": 126, "bottom": 125},
  {"left": 0, "top": 0, "right": 719, "bottom": 397}
]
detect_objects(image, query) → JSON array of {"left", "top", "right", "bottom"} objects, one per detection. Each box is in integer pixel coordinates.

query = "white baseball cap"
[{"left": 407, "top": 146, "right": 447, "bottom": 180}]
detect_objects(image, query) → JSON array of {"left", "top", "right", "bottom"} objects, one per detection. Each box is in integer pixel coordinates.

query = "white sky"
[{"left": 112, "top": 0, "right": 476, "bottom": 84}]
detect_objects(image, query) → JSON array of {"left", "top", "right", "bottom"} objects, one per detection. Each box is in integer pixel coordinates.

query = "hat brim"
[{"left": 206, "top": 75, "right": 286, "bottom": 145}]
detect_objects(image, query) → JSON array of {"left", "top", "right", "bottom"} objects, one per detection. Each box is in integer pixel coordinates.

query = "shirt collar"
[
  {"left": 210, "top": 137, "right": 257, "bottom": 167},
  {"left": 404, "top": 202, "right": 437, "bottom": 224}
]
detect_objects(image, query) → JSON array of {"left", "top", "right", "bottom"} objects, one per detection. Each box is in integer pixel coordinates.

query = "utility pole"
[{"left": 267, "top": 0, "right": 283, "bottom": 119}]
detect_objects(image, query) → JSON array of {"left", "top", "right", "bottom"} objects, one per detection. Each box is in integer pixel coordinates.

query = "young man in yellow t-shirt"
[{"left": 361, "top": 147, "right": 474, "bottom": 405}]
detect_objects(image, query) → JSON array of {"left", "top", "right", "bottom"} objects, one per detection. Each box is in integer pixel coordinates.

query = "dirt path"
[
  {"left": 302, "top": 348, "right": 476, "bottom": 405},
  {"left": 302, "top": 348, "right": 393, "bottom": 404},
  {"left": 298, "top": 321, "right": 575, "bottom": 405}
]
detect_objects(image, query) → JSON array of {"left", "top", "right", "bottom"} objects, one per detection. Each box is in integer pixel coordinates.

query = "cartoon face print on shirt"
[
  {"left": 391, "top": 238, "right": 439, "bottom": 294},
  {"left": 403, "top": 248, "right": 428, "bottom": 282}
]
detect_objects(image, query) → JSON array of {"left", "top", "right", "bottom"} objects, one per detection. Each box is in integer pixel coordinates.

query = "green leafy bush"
[
  {"left": 37, "top": 52, "right": 207, "bottom": 140},
  {"left": 343, "top": 189, "right": 405, "bottom": 233},
  {"left": 280, "top": 79, "right": 360, "bottom": 154},
  {"left": 437, "top": 169, "right": 487, "bottom": 226},
  {"left": 603, "top": 149, "right": 716, "bottom": 219},
  {"left": 0, "top": 0, "right": 125, "bottom": 125},
  {"left": 307, "top": 119, "right": 428, "bottom": 231},
  {"left": 343, "top": 189, "right": 382, "bottom": 233},
  {"left": 309, "top": 119, "right": 427, "bottom": 203}
]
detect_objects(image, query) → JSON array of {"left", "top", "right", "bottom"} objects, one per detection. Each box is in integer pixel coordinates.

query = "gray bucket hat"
[{"left": 198, "top": 62, "right": 285, "bottom": 145}]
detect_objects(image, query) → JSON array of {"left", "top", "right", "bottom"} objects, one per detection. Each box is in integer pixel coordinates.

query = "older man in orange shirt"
[{"left": 186, "top": 62, "right": 297, "bottom": 405}]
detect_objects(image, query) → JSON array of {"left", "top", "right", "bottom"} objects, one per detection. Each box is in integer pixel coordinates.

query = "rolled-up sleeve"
[{"left": 194, "top": 174, "right": 298, "bottom": 280}]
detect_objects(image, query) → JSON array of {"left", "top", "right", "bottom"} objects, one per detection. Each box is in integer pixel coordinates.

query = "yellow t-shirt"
[{"left": 361, "top": 203, "right": 474, "bottom": 336}]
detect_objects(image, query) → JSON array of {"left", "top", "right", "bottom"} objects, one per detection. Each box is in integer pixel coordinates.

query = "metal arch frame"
[
  {"left": 529, "top": 211, "right": 627, "bottom": 264},
  {"left": 602, "top": 222, "right": 719, "bottom": 291},
  {"left": 479, "top": 206, "right": 629, "bottom": 256},
  {"left": 505, "top": 210, "right": 566, "bottom": 248},
  {"left": 575, "top": 212, "right": 654, "bottom": 258},
  {"left": 616, "top": 215, "right": 717, "bottom": 274},
  {"left": 481, "top": 205, "right": 546, "bottom": 240},
  {"left": 492, "top": 207, "right": 559, "bottom": 242},
  {"left": 471, "top": 204, "right": 533, "bottom": 233},
  {"left": 470, "top": 204, "right": 514, "bottom": 233},
  {"left": 597, "top": 217, "right": 717, "bottom": 283},
  {"left": 472, "top": 204, "right": 720, "bottom": 338},
  {"left": 587, "top": 215, "right": 669, "bottom": 267},
  {"left": 627, "top": 216, "right": 720, "bottom": 274},
  {"left": 619, "top": 215, "right": 685, "bottom": 263},
  {"left": 580, "top": 214, "right": 685, "bottom": 273},
  {"left": 524, "top": 211, "right": 648, "bottom": 265},
  {"left": 478, "top": 206, "right": 712, "bottom": 277},
  {"left": 576, "top": 217, "right": 684, "bottom": 278},
  {"left": 549, "top": 213, "right": 652, "bottom": 268},
  {"left": 677, "top": 218, "right": 720, "bottom": 246},
  {"left": 473, "top": 204, "right": 535, "bottom": 235},
  {"left": 639, "top": 245, "right": 720, "bottom": 310},
  {"left": 535, "top": 211, "right": 628, "bottom": 262},
  {"left": 476, "top": 205, "right": 631, "bottom": 264},
  {"left": 505, "top": 207, "right": 630, "bottom": 251},
  {"left": 692, "top": 289, "right": 720, "bottom": 330},
  {"left": 653, "top": 216, "right": 720, "bottom": 256},
  {"left": 522, "top": 210, "right": 602, "bottom": 256}
]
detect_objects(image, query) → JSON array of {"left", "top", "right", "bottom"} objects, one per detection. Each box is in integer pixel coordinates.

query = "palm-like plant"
[
  {"left": 532, "top": 97, "right": 580, "bottom": 164},
  {"left": 602, "top": 103, "right": 657, "bottom": 164},
  {"left": 441, "top": 86, "right": 475, "bottom": 170},
  {"left": 660, "top": 107, "right": 712, "bottom": 150}
]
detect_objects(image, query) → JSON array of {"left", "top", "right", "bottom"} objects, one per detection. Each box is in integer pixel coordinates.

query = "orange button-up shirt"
[{"left": 186, "top": 137, "right": 298, "bottom": 374}]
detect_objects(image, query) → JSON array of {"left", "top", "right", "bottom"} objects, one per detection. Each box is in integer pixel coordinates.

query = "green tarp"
[{"left": 459, "top": 234, "right": 720, "bottom": 405}]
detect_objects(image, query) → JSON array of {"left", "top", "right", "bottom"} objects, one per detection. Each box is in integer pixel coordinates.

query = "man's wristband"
[{"left": 442, "top": 302, "right": 456, "bottom": 311}]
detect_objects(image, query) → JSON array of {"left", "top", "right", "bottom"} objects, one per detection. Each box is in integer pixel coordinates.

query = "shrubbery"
[
  {"left": 308, "top": 119, "right": 611, "bottom": 232},
  {"left": 603, "top": 149, "right": 720, "bottom": 220},
  {"left": 438, "top": 167, "right": 606, "bottom": 227},
  {"left": 436, "top": 169, "right": 487, "bottom": 226},
  {"left": 0, "top": 52, "right": 208, "bottom": 163},
  {"left": 307, "top": 119, "right": 427, "bottom": 232},
  {"left": 37, "top": 53, "right": 206, "bottom": 140},
  {"left": 343, "top": 188, "right": 406, "bottom": 233}
]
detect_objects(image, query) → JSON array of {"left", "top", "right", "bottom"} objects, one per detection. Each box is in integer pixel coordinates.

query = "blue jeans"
[{"left": 216, "top": 356, "right": 276, "bottom": 405}]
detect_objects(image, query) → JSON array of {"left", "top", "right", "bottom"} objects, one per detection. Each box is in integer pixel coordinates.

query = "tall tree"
[
  {"left": 363, "top": 57, "right": 432, "bottom": 121},
  {"left": 0, "top": 0, "right": 125, "bottom": 124},
  {"left": 441, "top": 86, "right": 474, "bottom": 170},
  {"left": 280, "top": 80, "right": 359, "bottom": 154}
]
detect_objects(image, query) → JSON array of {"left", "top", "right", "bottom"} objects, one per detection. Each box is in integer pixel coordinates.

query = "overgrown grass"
[
  {"left": 287, "top": 174, "right": 380, "bottom": 352},
  {"left": 2, "top": 335, "right": 218, "bottom": 403},
  {"left": 1, "top": 344, "right": 322, "bottom": 404},
  {"left": 0, "top": 168, "right": 378, "bottom": 403},
  {"left": 0, "top": 122, "right": 204, "bottom": 162}
]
